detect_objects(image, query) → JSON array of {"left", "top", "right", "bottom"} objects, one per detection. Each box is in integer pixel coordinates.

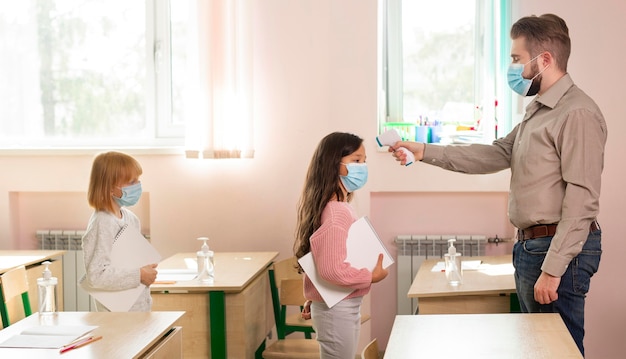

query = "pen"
[
  {"left": 60, "top": 336, "right": 103, "bottom": 353},
  {"left": 62, "top": 335, "right": 92, "bottom": 348}
]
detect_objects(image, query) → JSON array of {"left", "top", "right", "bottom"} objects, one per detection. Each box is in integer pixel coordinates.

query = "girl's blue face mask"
[
  {"left": 340, "top": 163, "right": 368, "bottom": 193},
  {"left": 114, "top": 182, "right": 142, "bottom": 207},
  {"left": 507, "top": 53, "right": 548, "bottom": 96}
]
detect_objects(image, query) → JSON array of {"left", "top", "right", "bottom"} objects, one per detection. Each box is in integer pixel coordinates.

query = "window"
[
  {"left": 379, "top": 0, "right": 512, "bottom": 144},
  {"left": 0, "top": 0, "right": 253, "bottom": 157}
]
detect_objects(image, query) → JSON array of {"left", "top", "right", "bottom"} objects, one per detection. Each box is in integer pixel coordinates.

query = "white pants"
[{"left": 311, "top": 296, "right": 362, "bottom": 359}]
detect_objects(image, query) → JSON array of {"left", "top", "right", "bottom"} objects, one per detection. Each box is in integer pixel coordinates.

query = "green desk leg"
[
  {"left": 510, "top": 292, "right": 521, "bottom": 313},
  {"left": 209, "top": 291, "right": 227, "bottom": 359}
]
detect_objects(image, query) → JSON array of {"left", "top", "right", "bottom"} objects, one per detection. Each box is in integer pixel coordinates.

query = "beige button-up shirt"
[{"left": 423, "top": 74, "right": 607, "bottom": 276}]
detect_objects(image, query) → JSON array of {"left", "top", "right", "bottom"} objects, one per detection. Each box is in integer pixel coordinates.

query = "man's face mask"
[{"left": 507, "top": 53, "right": 549, "bottom": 96}]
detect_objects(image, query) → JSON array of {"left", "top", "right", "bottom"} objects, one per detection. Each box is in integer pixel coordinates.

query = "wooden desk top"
[
  {"left": 384, "top": 314, "right": 582, "bottom": 358},
  {"left": 0, "top": 311, "right": 184, "bottom": 358},
  {"left": 408, "top": 255, "right": 515, "bottom": 298},
  {"left": 151, "top": 251, "right": 278, "bottom": 292},
  {"left": 0, "top": 250, "right": 66, "bottom": 274}
]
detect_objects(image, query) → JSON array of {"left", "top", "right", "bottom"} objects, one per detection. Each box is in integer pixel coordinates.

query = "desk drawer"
[
  {"left": 418, "top": 294, "right": 510, "bottom": 314},
  {"left": 141, "top": 326, "right": 183, "bottom": 359}
]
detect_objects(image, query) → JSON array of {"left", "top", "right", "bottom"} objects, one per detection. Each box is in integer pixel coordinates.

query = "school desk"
[
  {"left": 407, "top": 255, "right": 516, "bottom": 314},
  {"left": 150, "top": 251, "right": 278, "bottom": 359},
  {"left": 0, "top": 250, "right": 66, "bottom": 328},
  {"left": 0, "top": 311, "right": 183, "bottom": 358},
  {"left": 384, "top": 313, "right": 582, "bottom": 358}
]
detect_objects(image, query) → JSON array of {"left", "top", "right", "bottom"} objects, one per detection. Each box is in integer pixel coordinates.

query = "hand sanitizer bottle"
[
  {"left": 196, "top": 237, "right": 214, "bottom": 284},
  {"left": 37, "top": 261, "right": 58, "bottom": 315},
  {"left": 444, "top": 239, "right": 463, "bottom": 286}
]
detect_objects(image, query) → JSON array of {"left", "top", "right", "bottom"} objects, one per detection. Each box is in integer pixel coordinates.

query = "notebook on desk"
[{"left": 0, "top": 325, "right": 98, "bottom": 349}]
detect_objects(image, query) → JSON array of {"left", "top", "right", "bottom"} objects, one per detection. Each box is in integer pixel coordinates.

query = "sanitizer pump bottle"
[
  {"left": 196, "top": 237, "right": 214, "bottom": 284},
  {"left": 37, "top": 261, "right": 58, "bottom": 315},
  {"left": 444, "top": 239, "right": 463, "bottom": 286}
]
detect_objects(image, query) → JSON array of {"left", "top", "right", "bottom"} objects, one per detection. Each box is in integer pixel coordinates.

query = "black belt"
[{"left": 518, "top": 221, "right": 600, "bottom": 241}]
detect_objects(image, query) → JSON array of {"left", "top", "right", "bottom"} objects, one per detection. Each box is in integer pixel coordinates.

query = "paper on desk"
[
  {"left": 299, "top": 216, "right": 394, "bottom": 308},
  {"left": 156, "top": 268, "right": 197, "bottom": 282},
  {"left": 81, "top": 224, "right": 161, "bottom": 311},
  {"left": 0, "top": 325, "right": 98, "bottom": 349},
  {"left": 431, "top": 260, "right": 483, "bottom": 272}
]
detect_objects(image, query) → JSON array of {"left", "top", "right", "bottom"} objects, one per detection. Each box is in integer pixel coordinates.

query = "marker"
[{"left": 60, "top": 336, "right": 103, "bottom": 353}]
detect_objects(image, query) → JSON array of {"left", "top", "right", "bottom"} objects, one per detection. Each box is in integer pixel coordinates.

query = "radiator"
[
  {"left": 395, "top": 234, "right": 487, "bottom": 315},
  {"left": 36, "top": 229, "right": 94, "bottom": 311}
]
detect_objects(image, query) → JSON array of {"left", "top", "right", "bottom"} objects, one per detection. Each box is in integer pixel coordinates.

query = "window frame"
[
  {"left": 0, "top": 0, "right": 184, "bottom": 153},
  {"left": 378, "top": 0, "right": 513, "bottom": 144}
]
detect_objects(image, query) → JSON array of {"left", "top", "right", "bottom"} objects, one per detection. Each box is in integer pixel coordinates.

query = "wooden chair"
[
  {"left": 265, "top": 257, "right": 320, "bottom": 358},
  {"left": 361, "top": 338, "right": 379, "bottom": 359},
  {"left": 269, "top": 257, "right": 316, "bottom": 339},
  {"left": 269, "top": 257, "right": 371, "bottom": 340},
  {"left": 0, "top": 265, "right": 32, "bottom": 327}
]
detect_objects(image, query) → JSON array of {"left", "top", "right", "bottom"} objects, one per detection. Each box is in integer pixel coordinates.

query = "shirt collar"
[{"left": 534, "top": 73, "right": 574, "bottom": 109}]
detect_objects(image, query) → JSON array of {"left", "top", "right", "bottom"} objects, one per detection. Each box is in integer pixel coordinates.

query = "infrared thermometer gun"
[{"left": 376, "top": 129, "right": 415, "bottom": 166}]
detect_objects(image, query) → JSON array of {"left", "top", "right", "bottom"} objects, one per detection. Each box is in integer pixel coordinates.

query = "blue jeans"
[{"left": 513, "top": 228, "right": 601, "bottom": 357}]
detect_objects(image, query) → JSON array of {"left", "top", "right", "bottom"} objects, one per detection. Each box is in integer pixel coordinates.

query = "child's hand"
[
  {"left": 371, "top": 254, "right": 389, "bottom": 283},
  {"left": 140, "top": 263, "right": 158, "bottom": 286},
  {"left": 301, "top": 300, "right": 312, "bottom": 320}
]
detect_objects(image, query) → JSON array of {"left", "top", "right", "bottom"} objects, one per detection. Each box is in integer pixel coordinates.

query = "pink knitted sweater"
[{"left": 303, "top": 201, "right": 373, "bottom": 303}]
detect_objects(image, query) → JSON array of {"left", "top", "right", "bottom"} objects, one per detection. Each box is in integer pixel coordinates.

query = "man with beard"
[{"left": 387, "top": 14, "right": 606, "bottom": 357}]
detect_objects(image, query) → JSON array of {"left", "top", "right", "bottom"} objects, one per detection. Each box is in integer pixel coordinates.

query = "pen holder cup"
[{"left": 415, "top": 126, "right": 431, "bottom": 143}]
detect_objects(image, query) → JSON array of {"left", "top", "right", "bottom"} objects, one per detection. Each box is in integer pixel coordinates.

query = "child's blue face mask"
[
  {"left": 114, "top": 182, "right": 142, "bottom": 207},
  {"left": 507, "top": 53, "right": 548, "bottom": 96},
  {"left": 340, "top": 163, "right": 368, "bottom": 193}
]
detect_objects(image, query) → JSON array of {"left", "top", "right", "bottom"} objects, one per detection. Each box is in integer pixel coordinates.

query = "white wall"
[{"left": 0, "top": 0, "right": 625, "bottom": 357}]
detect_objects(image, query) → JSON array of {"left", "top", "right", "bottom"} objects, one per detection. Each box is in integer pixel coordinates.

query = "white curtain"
[{"left": 184, "top": 0, "right": 253, "bottom": 159}]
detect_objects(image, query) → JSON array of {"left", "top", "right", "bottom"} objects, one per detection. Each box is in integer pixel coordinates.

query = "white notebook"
[
  {"left": 298, "top": 216, "right": 394, "bottom": 308},
  {"left": 0, "top": 325, "right": 98, "bottom": 349},
  {"left": 81, "top": 224, "right": 161, "bottom": 311}
]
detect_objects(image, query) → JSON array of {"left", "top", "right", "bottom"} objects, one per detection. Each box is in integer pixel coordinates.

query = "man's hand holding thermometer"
[{"left": 376, "top": 129, "right": 416, "bottom": 166}]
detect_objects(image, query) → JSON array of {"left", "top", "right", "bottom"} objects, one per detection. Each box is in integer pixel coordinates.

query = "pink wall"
[{"left": 9, "top": 192, "right": 150, "bottom": 249}]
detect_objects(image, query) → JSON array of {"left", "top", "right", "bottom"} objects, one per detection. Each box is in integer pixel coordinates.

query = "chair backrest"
[
  {"left": 361, "top": 338, "right": 379, "bottom": 359},
  {"left": 280, "top": 278, "right": 307, "bottom": 306},
  {"left": 273, "top": 257, "right": 302, "bottom": 284},
  {"left": 0, "top": 265, "right": 32, "bottom": 327}
]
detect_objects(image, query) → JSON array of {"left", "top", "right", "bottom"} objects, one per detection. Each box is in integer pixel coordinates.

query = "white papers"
[
  {"left": 298, "top": 216, "right": 394, "bottom": 308},
  {"left": 82, "top": 225, "right": 161, "bottom": 311},
  {"left": 431, "top": 260, "right": 483, "bottom": 272},
  {"left": 156, "top": 268, "right": 197, "bottom": 282},
  {"left": 298, "top": 254, "right": 351, "bottom": 307},
  {"left": 0, "top": 325, "right": 97, "bottom": 349}
]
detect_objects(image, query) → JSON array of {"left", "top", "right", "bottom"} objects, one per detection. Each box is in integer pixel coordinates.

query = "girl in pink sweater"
[{"left": 294, "top": 132, "right": 388, "bottom": 358}]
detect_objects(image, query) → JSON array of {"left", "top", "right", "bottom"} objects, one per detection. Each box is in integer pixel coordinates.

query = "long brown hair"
[
  {"left": 87, "top": 151, "right": 143, "bottom": 214},
  {"left": 293, "top": 132, "right": 363, "bottom": 261}
]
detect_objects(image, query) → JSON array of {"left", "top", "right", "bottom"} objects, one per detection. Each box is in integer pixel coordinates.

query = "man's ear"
[{"left": 541, "top": 51, "right": 554, "bottom": 69}]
